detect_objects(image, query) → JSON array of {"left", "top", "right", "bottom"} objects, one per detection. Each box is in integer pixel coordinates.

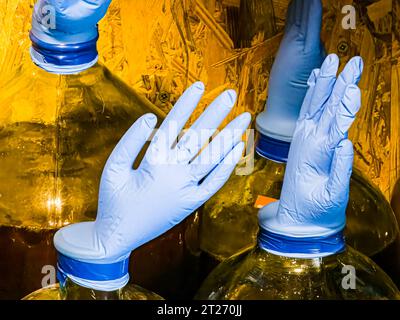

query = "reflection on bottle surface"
[
  {"left": 0, "top": 61, "right": 195, "bottom": 299},
  {"left": 200, "top": 154, "right": 399, "bottom": 262},
  {"left": 371, "top": 179, "right": 400, "bottom": 288},
  {"left": 0, "top": 222, "right": 197, "bottom": 300},
  {"left": 196, "top": 246, "right": 400, "bottom": 300}
]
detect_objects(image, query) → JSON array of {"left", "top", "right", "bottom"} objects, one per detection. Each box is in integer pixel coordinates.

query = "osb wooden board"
[
  {"left": 0, "top": 0, "right": 399, "bottom": 199},
  {"left": 392, "top": 0, "right": 400, "bottom": 199}
]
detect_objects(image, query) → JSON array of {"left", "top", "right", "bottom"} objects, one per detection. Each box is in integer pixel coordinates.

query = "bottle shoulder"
[
  {"left": 347, "top": 169, "right": 398, "bottom": 256},
  {"left": 22, "top": 283, "right": 163, "bottom": 300},
  {"left": 197, "top": 246, "right": 400, "bottom": 300},
  {"left": 0, "top": 62, "right": 165, "bottom": 125},
  {"left": 122, "top": 284, "right": 164, "bottom": 300},
  {"left": 22, "top": 284, "right": 61, "bottom": 300}
]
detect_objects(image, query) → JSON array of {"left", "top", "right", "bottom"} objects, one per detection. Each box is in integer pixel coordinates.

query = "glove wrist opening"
[
  {"left": 255, "top": 132, "right": 291, "bottom": 163},
  {"left": 30, "top": 31, "right": 99, "bottom": 75},
  {"left": 258, "top": 201, "right": 346, "bottom": 258},
  {"left": 57, "top": 253, "right": 130, "bottom": 292},
  {"left": 258, "top": 228, "right": 346, "bottom": 259}
]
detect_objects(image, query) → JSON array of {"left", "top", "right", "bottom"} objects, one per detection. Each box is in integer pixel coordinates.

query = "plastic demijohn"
[
  {"left": 196, "top": 216, "right": 400, "bottom": 300},
  {"left": 0, "top": 6, "right": 172, "bottom": 297},
  {"left": 199, "top": 0, "right": 399, "bottom": 265},
  {"left": 22, "top": 214, "right": 165, "bottom": 300},
  {"left": 200, "top": 148, "right": 399, "bottom": 262}
]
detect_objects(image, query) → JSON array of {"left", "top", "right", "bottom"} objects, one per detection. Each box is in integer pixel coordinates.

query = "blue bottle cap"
[
  {"left": 258, "top": 228, "right": 346, "bottom": 259},
  {"left": 30, "top": 32, "right": 99, "bottom": 74},
  {"left": 57, "top": 252, "right": 130, "bottom": 291},
  {"left": 255, "top": 132, "right": 291, "bottom": 163},
  {"left": 57, "top": 253, "right": 130, "bottom": 282}
]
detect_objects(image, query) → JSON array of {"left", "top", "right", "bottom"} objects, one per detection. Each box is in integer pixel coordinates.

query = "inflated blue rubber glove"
[
  {"left": 256, "top": 0, "right": 326, "bottom": 148},
  {"left": 31, "top": 0, "right": 111, "bottom": 43},
  {"left": 259, "top": 54, "right": 363, "bottom": 253},
  {"left": 54, "top": 82, "right": 251, "bottom": 290},
  {"left": 30, "top": 0, "right": 112, "bottom": 73}
]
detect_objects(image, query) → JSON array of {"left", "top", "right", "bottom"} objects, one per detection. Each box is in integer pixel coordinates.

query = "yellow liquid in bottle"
[
  {"left": 0, "top": 59, "right": 198, "bottom": 299},
  {"left": 200, "top": 154, "right": 399, "bottom": 267},
  {"left": 196, "top": 246, "right": 400, "bottom": 300},
  {"left": 23, "top": 278, "right": 163, "bottom": 300}
]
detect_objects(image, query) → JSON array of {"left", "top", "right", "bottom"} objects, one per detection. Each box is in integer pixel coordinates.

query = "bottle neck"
[
  {"left": 258, "top": 227, "right": 346, "bottom": 259},
  {"left": 61, "top": 278, "right": 123, "bottom": 300},
  {"left": 255, "top": 131, "right": 290, "bottom": 164},
  {"left": 57, "top": 253, "right": 130, "bottom": 295},
  {"left": 30, "top": 32, "right": 99, "bottom": 75},
  {"left": 11, "top": 56, "right": 106, "bottom": 85}
]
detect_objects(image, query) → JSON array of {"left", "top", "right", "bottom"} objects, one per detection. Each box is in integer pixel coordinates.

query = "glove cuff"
[
  {"left": 30, "top": 1, "right": 102, "bottom": 74},
  {"left": 57, "top": 253, "right": 130, "bottom": 292},
  {"left": 255, "top": 132, "right": 290, "bottom": 163},
  {"left": 258, "top": 201, "right": 346, "bottom": 258},
  {"left": 29, "top": 29, "right": 99, "bottom": 75},
  {"left": 258, "top": 229, "right": 346, "bottom": 259}
]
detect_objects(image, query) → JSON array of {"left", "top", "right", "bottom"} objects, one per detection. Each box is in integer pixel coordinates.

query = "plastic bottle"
[
  {"left": 0, "top": 6, "right": 196, "bottom": 299},
  {"left": 199, "top": 137, "right": 399, "bottom": 269},
  {"left": 199, "top": 0, "right": 399, "bottom": 274},
  {"left": 196, "top": 230, "right": 400, "bottom": 300}
]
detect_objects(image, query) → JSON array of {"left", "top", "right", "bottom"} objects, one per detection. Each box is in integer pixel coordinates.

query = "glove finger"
[
  {"left": 153, "top": 82, "right": 205, "bottom": 150},
  {"left": 105, "top": 113, "right": 157, "bottom": 175},
  {"left": 307, "top": 54, "right": 339, "bottom": 120},
  {"left": 298, "top": 68, "right": 319, "bottom": 121},
  {"left": 45, "top": 0, "right": 112, "bottom": 33},
  {"left": 327, "top": 139, "right": 354, "bottom": 204},
  {"left": 300, "top": 0, "right": 313, "bottom": 36},
  {"left": 175, "top": 90, "right": 237, "bottom": 164},
  {"left": 285, "top": 0, "right": 297, "bottom": 32},
  {"left": 294, "top": 0, "right": 303, "bottom": 27},
  {"left": 304, "top": 0, "right": 323, "bottom": 52},
  {"left": 318, "top": 56, "right": 363, "bottom": 134},
  {"left": 197, "top": 142, "right": 245, "bottom": 204},
  {"left": 190, "top": 113, "right": 251, "bottom": 181},
  {"left": 328, "top": 85, "right": 361, "bottom": 147}
]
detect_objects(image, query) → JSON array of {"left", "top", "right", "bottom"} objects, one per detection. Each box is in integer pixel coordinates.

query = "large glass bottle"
[
  {"left": 23, "top": 279, "right": 162, "bottom": 300},
  {"left": 0, "top": 55, "right": 168, "bottom": 299},
  {"left": 200, "top": 135, "right": 398, "bottom": 265},
  {"left": 0, "top": 23, "right": 202, "bottom": 299},
  {"left": 199, "top": 136, "right": 399, "bottom": 273},
  {"left": 196, "top": 235, "right": 400, "bottom": 300},
  {"left": 199, "top": 0, "right": 399, "bottom": 276}
]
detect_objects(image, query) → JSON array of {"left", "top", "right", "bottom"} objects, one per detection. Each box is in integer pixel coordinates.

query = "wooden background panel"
[
  {"left": 392, "top": 0, "right": 400, "bottom": 199},
  {"left": 317, "top": 0, "right": 394, "bottom": 197},
  {"left": 0, "top": 0, "right": 34, "bottom": 86}
]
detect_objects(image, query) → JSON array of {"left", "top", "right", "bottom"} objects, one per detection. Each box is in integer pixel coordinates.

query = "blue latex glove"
[
  {"left": 31, "top": 0, "right": 111, "bottom": 43},
  {"left": 30, "top": 0, "right": 111, "bottom": 73},
  {"left": 256, "top": 0, "right": 326, "bottom": 143},
  {"left": 259, "top": 54, "right": 363, "bottom": 249},
  {"left": 54, "top": 82, "right": 251, "bottom": 290}
]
